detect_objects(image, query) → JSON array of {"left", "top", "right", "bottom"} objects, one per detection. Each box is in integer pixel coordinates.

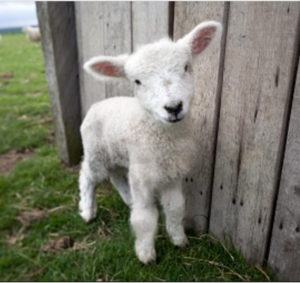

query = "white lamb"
[
  {"left": 79, "top": 21, "right": 222, "bottom": 264},
  {"left": 22, "top": 26, "right": 41, "bottom": 42}
]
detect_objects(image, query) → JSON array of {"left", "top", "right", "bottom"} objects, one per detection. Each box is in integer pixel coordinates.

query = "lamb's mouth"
[{"left": 167, "top": 117, "right": 183, "bottom": 123}]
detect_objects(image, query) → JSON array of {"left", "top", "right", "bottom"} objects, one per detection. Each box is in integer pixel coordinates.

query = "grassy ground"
[{"left": 0, "top": 33, "right": 276, "bottom": 281}]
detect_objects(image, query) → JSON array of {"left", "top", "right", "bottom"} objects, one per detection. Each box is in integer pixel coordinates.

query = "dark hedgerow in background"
[{"left": 0, "top": 33, "right": 276, "bottom": 281}]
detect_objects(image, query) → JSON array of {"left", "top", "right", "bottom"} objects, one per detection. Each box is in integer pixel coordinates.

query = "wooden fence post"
[
  {"left": 268, "top": 58, "right": 300, "bottom": 281},
  {"left": 75, "top": 2, "right": 132, "bottom": 117},
  {"left": 173, "top": 2, "right": 228, "bottom": 232},
  {"left": 209, "top": 2, "right": 300, "bottom": 264},
  {"left": 36, "top": 2, "right": 82, "bottom": 165}
]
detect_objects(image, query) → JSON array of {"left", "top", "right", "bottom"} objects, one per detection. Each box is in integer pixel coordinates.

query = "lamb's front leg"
[
  {"left": 160, "top": 181, "right": 188, "bottom": 247},
  {"left": 129, "top": 177, "right": 158, "bottom": 264}
]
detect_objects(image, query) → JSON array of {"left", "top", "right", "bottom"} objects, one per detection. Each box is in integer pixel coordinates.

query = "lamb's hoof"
[
  {"left": 172, "top": 235, "right": 189, "bottom": 248},
  {"left": 136, "top": 248, "right": 156, "bottom": 265},
  {"left": 79, "top": 208, "right": 97, "bottom": 223},
  {"left": 142, "top": 258, "right": 156, "bottom": 266}
]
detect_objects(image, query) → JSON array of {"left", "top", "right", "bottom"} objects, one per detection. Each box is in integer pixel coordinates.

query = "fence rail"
[{"left": 37, "top": 2, "right": 300, "bottom": 280}]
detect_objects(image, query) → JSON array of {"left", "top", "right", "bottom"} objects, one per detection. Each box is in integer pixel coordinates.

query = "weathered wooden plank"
[
  {"left": 36, "top": 2, "right": 82, "bottom": 165},
  {"left": 75, "top": 2, "right": 132, "bottom": 117},
  {"left": 268, "top": 58, "right": 300, "bottom": 281},
  {"left": 174, "top": 2, "right": 228, "bottom": 231},
  {"left": 102, "top": 3, "right": 132, "bottom": 100},
  {"left": 132, "top": 1, "right": 170, "bottom": 50},
  {"left": 210, "top": 2, "right": 300, "bottom": 264},
  {"left": 75, "top": 3, "right": 105, "bottom": 118}
]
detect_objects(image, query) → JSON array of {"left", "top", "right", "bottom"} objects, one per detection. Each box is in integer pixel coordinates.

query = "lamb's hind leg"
[{"left": 79, "top": 160, "right": 107, "bottom": 223}]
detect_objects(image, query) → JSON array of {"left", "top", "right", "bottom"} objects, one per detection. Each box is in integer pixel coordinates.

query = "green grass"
[
  {"left": 0, "top": 33, "right": 276, "bottom": 281},
  {"left": 0, "top": 33, "right": 51, "bottom": 154}
]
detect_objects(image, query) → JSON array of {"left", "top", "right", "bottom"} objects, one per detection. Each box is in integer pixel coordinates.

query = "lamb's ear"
[
  {"left": 83, "top": 54, "right": 129, "bottom": 81},
  {"left": 177, "top": 21, "right": 222, "bottom": 56}
]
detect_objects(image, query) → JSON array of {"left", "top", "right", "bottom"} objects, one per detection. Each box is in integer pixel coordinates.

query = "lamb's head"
[{"left": 84, "top": 21, "right": 222, "bottom": 124}]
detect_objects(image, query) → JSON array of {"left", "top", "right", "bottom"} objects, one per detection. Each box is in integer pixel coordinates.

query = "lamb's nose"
[{"left": 164, "top": 101, "right": 183, "bottom": 116}]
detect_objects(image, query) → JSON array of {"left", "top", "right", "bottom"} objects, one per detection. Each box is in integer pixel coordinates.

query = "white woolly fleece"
[{"left": 79, "top": 20, "right": 222, "bottom": 264}]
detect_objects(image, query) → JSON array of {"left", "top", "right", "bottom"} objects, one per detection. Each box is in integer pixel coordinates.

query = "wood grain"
[
  {"left": 268, "top": 58, "right": 300, "bottom": 281},
  {"left": 210, "top": 2, "right": 300, "bottom": 264},
  {"left": 174, "top": 2, "right": 227, "bottom": 231},
  {"left": 132, "top": 1, "right": 170, "bottom": 50},
  {"left": 37, "top": 2, "right": 82, "bottom": 165},
  {"left": 75, "top": 2, "right": 132, "bottom": 117}
]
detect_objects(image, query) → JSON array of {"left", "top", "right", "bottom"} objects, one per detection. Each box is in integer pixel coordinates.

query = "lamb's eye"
[
  {"left": 184, "top": 64, "right": 189, "bottom": 72},
  {"left": 135, "top": 79, "right": 141, "bottom": 85}
]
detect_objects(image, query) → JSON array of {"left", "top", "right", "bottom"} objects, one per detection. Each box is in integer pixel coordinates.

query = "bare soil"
[
  {"left": 16, "top": 209, "right": 46, "bottom": 227},
  {"left": 0, "top": 72, "right": 14, "bottom": 79},
  {"left": 41, "top": 235, "right": 74, "bottom": 252},
  {"left": 0, "top": 149, "right": 33, "bottom": 174}
]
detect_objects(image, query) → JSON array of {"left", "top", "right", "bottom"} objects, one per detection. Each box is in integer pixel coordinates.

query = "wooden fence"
[{"left": 36, "top": 2, "right": 300, "bottom": 280}]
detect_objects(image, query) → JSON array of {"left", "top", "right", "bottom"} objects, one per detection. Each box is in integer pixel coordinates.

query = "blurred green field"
[
  {"left": 0, "top": 33, "right": 276, "bottom": 281},
  {"left": 0, "top": 33, "right": 50, "bottom": 154}
]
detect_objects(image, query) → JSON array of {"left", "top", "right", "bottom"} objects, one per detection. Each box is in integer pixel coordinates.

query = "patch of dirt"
[
  {"left": 72, "top": 236, "right": 96, "bottom": 251},
  {"left": 0, "top": 148, "right": 34, "bottom": 175},
  {"left": 64, "top": 163, "right": 81, "bottom": 174},
  {"left": 97, "top": 226, "right": 112, "bottom": 240},
  {"left": 0, "top": 72, "right": 14, "bottom": 79},
  {"left": 16, "top": 209, "right": 46, "bottom": 227},
  {"left": 8, "top": 209, "right": 47, "bottom": 246},
  {"left": 6, "top": 227, "right": 25, "bottom": 246},
  {"left": 14, "top": 206, "right": 69, "bottom": 227},
  {"left": 7, "top": 235, "right": 20, "bottom": 245},
  {"left": 41, "top": 234, "right": 98, "bottom": 253},
  {"left": 7, "top": 207, "right": 70, "bottom": 246},
  {"left": 41, "top": 235, "right": 74, "bottom": 252}
]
